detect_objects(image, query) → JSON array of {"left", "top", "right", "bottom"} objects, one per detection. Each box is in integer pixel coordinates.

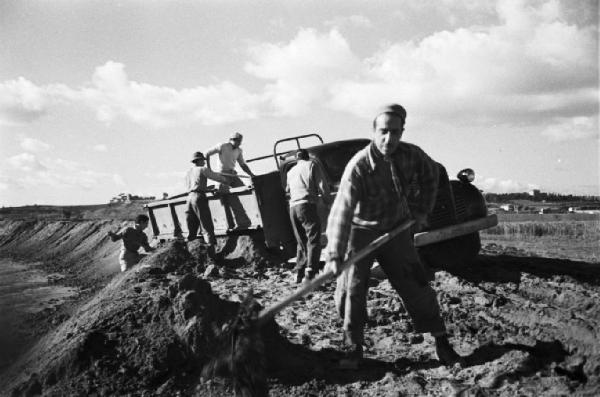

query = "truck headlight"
[{"left": 457, "top": 168, "right": 475, "bottom": 183}]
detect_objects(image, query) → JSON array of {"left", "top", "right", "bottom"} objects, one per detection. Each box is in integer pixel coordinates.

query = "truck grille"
[
  {"left": 427, "top": 165, "right": 457, "bottom": 229},
  {"left": 453, "top": 190, "right": 468, "bottom": 223}
]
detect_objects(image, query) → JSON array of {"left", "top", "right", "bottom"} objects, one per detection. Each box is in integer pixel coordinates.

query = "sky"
[{"left": 0, "top": 0, "right": 598, "bottom": 206}]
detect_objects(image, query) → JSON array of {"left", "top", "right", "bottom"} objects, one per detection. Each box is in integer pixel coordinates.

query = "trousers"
[
  {"left": 290, "top": 203, "right": 322, "bottom": 277},
  {"left": 186, "top": 192, "right": 216, "bottom": 245},
  {"left": 334, "top": 226, "right": 445, "bottom": 347},
  {"left": 217, "top": 170, "right": 251, "bottom": 229}
]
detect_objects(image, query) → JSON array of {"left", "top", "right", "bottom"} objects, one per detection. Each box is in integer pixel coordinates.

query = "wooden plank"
[{"left": 414, "top": 214, "right": 498, "bottom": 247}]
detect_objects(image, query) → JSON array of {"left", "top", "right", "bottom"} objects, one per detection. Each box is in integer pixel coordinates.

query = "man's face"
[
  {"left": 230, "top": 138, "right": 242, "bottom": 148},
  {"left": 373, "top": 113, "right": 404, "bottom": 156},
  {"left": 194, "top": 159, "right": 205, "bottom": 166},
  {"left": 138, "top": 220, "right": 149, "bottom": 230}
]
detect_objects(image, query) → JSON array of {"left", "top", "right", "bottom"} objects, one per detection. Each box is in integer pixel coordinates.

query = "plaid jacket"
[{"left": 325, "top": 141, "right": 439, "bottom": 261}]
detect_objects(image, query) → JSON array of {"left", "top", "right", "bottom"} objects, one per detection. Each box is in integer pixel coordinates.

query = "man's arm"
[
  {"left": 141, "top": 233, "right": 155, "bottom": 252},
  {"left": 107, "top": 228, "right": 124, "bottom": 242},
  {"left": 205, "top": 144, "right": 221, "bottom": 170},
  {"left": 202, "top": 167, "right": 231, "bottom": 186},
  {"left": 324, "top": 167, "right": 360, "bottom": 274},
  {"left": 237, "top": 151, "right": 255, "bottom": 178}
]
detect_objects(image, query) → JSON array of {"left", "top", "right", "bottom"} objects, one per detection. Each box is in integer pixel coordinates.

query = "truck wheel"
[{"left": 418, "top": 232, "right": 481, "bottom": 269}]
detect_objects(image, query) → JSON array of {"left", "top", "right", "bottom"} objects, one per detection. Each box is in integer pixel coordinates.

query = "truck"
[{"left": 145, "top": 134, "right": 497, "bottom": 267}]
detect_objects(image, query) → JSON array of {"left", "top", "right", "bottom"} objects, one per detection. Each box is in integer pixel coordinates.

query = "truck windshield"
[{"left": 318, "top": 141, "right": 369, "bottom": 184}]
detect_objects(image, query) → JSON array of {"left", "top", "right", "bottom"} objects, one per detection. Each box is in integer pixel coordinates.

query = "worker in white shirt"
[{"left": 205, "top": 132, "right": 255, "bottom": 229}]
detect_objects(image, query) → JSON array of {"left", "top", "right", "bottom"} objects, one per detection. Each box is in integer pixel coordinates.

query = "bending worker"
[
  {"left": 324, "top": 104, "right": 462, "bottom": 369},
  {"left": 108, "top": 214, "right": 154, "bottom": 272},
  {"left": 286, "top": 149, "right": 331, "bottom": 283},
  {"left": 185, "top": 151, "right": 230, "bottom": 259},
  {"left": 206, "top": 132, "right": 255, "bottom": 229}
]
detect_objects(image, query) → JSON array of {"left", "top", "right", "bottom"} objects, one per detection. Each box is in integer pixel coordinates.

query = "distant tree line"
[{"left": 484, "top": 192, "right": 600, "bottom": 203}]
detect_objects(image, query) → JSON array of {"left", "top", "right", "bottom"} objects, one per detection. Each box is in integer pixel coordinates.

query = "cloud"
[
  {"left": 113, "top": 174, "right": 126, "bottom": 186},
  {"left": 2, "top": 155, "right": 113, "bottom": 190},
  {"left": 76, "top": 61, "right": 263, "bottom": 128},
  {"left": 0, "top": 62, "right": 264, "bottom": 129},
  {"left": 329, "top": 1, "right": 598, "bottom": 123},
  {"left": 0, "top": 77, "right": 49, "bottom": 125},
  {"left": 541, "top": 116, "right": 599, "bottom": 141},
  {"left": 245, "top": 29, "right": 362, "bottom": 115},
  {"left": 20, "top": 137, "right": 52, "bottom": 152},
  {"left": 7, "top": 153, "right": 46, "bottom": 172},
  {"left": 324, "top": 15, "right": 372, "bottom": 29},
  {"left": 479, "top": 176, "right": 540, "bottom": 193},
  {"left": 0, "top": 0, "right": 595, "bottom": 135},
  {"left": 92, "top": 144, "right": 108, "bottom": 152}
]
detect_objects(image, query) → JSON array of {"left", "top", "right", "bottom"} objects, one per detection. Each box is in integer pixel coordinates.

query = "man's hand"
[
  {"left": 324, "top": 258, "right": 343, "bottom": 276},
  {"left": 412, "top": 211, "right": 429, "bottom": 232}
]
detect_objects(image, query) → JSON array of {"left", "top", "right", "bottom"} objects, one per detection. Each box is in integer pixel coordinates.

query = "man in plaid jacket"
[{"left": 324, "top": 104, "right": 462, "bottom": 369}]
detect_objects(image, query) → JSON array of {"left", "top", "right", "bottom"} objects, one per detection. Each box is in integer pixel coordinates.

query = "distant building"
[
  {"left": 529, "top": 189, "right": 541, "bottom": 197},
  {"left": 109, "top": 193, "right": 155, "bottom": 204},
  {"left": 500, "top": 204, "right": 516, "bottom": 212}
]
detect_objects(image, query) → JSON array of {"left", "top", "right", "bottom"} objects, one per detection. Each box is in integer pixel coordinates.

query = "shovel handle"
[{"left": 257, "top": 219, "right": 415, "bottom": 326}]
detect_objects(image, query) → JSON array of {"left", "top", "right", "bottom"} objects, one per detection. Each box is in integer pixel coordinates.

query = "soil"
[{"left": 0, "top": 219, "right": 599, "bottom": 396}]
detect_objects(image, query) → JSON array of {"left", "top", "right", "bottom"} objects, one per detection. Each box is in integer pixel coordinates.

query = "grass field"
[{"left": 481, "top": 213, "right": 600, "bottom": 262}]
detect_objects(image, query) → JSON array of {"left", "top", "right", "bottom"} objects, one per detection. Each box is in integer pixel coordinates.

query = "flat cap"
[
  {"left": 229, "top": 132, "right": 243, "bottom": 140},
  {"left": 376, "top": 104, "right": 407, "bottom": 122}
]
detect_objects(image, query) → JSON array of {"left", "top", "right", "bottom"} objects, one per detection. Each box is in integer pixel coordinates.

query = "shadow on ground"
[{"left": 437, "top": 254, "right": 600, "bottom": 286}]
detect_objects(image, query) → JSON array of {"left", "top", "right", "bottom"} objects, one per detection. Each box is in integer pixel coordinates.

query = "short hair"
[
  {"left": 135, "top": 214, "right": 150, "bottom": 224},
  {"left": 373, "top": 103, "right": 407, "bottom": 129},
  {"left": 296, "top": 149, "right": 309, "bottom": 160}
]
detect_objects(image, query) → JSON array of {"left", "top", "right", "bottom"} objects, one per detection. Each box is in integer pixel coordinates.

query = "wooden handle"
[{"left": 257, "top": 219, "right": 415, "bottom": 326}]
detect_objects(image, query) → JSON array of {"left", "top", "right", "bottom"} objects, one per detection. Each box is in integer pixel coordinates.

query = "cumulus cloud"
[
  {"left": 75, "top": 61, "right": 263, "bottom": 128},
  {"left": 0, "top": 0, "right": 595, "bottom": 137},
  {"left": 20, "top": 137, "right": 52, "bottom": 152},
  {"left": 0, "top": 62, "right": 264, "bottom": 129},
  {"left": 245, "top": 29, "right": 362, "bottom": 115},
  {"left": 479, "top": 176, "right": 540, "bottom": 193},
  {"left": 329, "top": 1, "right": 598, "bottom": 122},
  {"left": 324, "top": 15, "right": 372, "bottom": 29},
  {"left": 541, "top": 116, "right": 599, "bottom": 141},
  {"left": 0, "top": 77, "right": 49, "bottom": 125},
  {"left": 7, "top": 153, "right": 46, "bottom": 172},
  {"left": 92, "top": 144, "right": 108, "bottom": 152}
]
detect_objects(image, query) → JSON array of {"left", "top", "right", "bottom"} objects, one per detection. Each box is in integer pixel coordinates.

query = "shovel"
[{"left": 256, "top": 219, "right": 415, "bottom": 326}]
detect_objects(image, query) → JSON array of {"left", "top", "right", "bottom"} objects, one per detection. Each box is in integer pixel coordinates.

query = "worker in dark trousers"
[
  {"left": 185, "top": 151, "right": 230, "bottom": 258},
  {"left": 286, "top": 149, "right": 332, "bottom": 283}
]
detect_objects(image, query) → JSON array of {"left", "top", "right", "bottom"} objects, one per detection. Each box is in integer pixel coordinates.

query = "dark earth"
[{"left": 0, "top": 217, "right": 599, "bottom": 396}]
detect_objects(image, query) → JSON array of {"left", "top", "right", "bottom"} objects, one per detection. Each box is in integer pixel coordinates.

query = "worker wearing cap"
[
  {"left": 286, "top": 149, "right": 332, "bottom": 283},
  {"left": 185, "top": 151, "right": 230, "bottom": 258},
  {"left": 205, "top": 132, "right": 255, "bottom": 229},
  {"left": 324, "top": 104, "right": 463, "bottom": 369}
]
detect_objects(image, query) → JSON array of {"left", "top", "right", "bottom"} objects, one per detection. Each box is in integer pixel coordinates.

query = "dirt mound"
[{"left": 0, "top": 241, "right": 295, "bottom": 396}]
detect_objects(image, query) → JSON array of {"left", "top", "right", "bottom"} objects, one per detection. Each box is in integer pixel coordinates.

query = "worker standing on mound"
[
  {"left": 324, "top": 104, "right": 463, "bottom": 369},
  {"left": 205, "top": 132, "right": 255, "bottom": 229},
  {"left": 108, "top": 214, "right": 155, "bottom": 272},
  {"left": 185, "top": 151, "right": 230, "bottom": 259}
]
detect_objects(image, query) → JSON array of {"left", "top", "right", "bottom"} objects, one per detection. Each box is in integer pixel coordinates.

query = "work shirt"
[
  {"left": 185, "top": 165, "right": 229, "bottom": 193},
  {"left": 205, "top": 142, "right": 247, "bottom": 172},
  {"left": 111, "top": 227, "right": 151, "bottom": 253},
  {"left": 286, "top": 159, "right": 331, "bottom": 207},
  {"left": 325, "top": 141, "right": 439, "bottom": 261}
]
